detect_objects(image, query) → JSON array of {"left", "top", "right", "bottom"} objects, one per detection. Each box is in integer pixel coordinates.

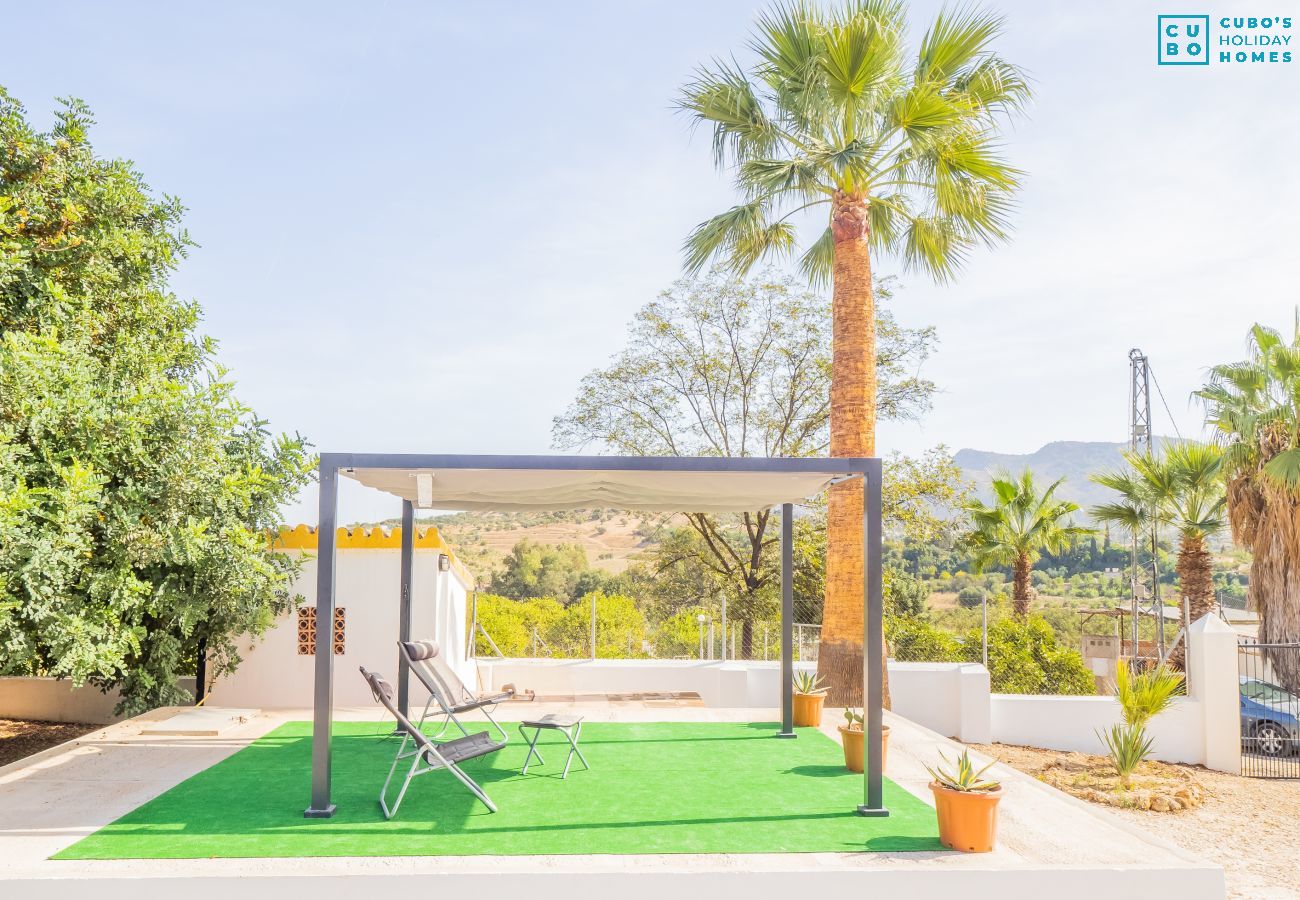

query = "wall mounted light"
[{"left": 438, "top": 553, "right": 451, "bottom": 572}]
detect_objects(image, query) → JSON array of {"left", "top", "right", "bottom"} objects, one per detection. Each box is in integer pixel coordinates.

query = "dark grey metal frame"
[{"left": 304, "top": 453, "right": 887, "bottom": 819}]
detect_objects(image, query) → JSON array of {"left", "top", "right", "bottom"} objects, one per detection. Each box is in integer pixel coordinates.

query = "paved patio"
[{"left": 0, "top": 703, "right": 1225, "bottom": 899}]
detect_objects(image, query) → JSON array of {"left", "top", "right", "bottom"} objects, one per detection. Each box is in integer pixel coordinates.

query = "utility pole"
[{"left": 1129, "top": 348, "right": 1165, "bottom": 663}]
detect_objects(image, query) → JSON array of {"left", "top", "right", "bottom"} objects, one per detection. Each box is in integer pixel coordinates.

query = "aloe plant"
[
  {"left": 925, "top": 749, "right": 1001, "bottom": 793},
  {"left": 1099, "top": 723, "right": 1154, "bottom": 790},
  {"left": 793, "top": 670, "right": 827, "bottom": 695}
]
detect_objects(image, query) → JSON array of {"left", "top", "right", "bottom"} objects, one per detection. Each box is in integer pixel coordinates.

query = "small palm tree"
[
  {"left": 1198, "top": 319, "right": 1300, "bottom": 692},
  {"left": 677, "top": 0, "right": 1028, "bottom": 700},
  {"left": 1090, "top": 445, "right": 1226, "bottom": 640},
  {"left": 964, "top": 470, "right": 1091, "bottom": 617}
]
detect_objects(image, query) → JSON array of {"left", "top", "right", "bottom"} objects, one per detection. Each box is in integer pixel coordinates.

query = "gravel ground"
[
  {"left": 971, "top": 742, "right": 1300, "bottom": 900},
  {"left": 0, "top": 718, "right": 97, "bottom": 768}
]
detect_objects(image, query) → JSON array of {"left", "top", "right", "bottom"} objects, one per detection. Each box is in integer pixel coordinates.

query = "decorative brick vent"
[{"left": 297, "top": 607, "right": 346, "bottom": 655}]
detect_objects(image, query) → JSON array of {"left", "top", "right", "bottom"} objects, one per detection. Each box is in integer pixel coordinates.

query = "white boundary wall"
[
  {"left": 0, "top": 677, "right": 196, "bottom": 725},
  {"left": 990, "top": 695, "right": 1206, "bottom": 763},
  {"left": 474, "top": 658, "right": 993, "bottom": 743},
  {"left": 211, "top": 548, "right": 473, "bottom": 709},
  {"left": 988, "top": 614, "right": 1240, "bottom": 769}
]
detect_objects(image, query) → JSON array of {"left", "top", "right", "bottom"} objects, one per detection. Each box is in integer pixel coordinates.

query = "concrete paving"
[{"left": 0, "top": 702, "right": 1225, "bottom": 900}]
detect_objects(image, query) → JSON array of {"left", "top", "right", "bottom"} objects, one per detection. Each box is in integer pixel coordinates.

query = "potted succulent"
[
  {"left": 838, "top": 708, "right": 889, "bottom": 773},
  {"left": 925, "top": 749, "right": 1003, "bottom": 852},
  {"left": 792, "top": 670, "right": 828, "bottom": 726}
]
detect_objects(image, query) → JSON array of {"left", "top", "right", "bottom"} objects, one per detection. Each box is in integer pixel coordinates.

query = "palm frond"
[
  {"left": 901, "top": 214, "right": 967, "bottom": 281},
  {"left": 916, "top": 6, "right": 1005, "bottom": 84},
  {"left": 1260, "top": 448, "right": 1300, "bottom": 492},
  {"left": 798, "top": 226, "right": 835, "bottom": 289},
  {"left": 678, "top": 62, "right": 780, "bottom": 166}
]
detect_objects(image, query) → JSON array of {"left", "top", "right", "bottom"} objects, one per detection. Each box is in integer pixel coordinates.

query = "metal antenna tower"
[
  {"left": 1129, "top": 349, "right": 1153, "bottom": 456},
  {"left": 1128, "top": 349, "right": 1165, "bottom": 662}
]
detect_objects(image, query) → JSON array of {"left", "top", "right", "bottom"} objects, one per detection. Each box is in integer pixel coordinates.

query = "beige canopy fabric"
[{"left": 342, "top": 466, "right": 844, "bottom": 513}]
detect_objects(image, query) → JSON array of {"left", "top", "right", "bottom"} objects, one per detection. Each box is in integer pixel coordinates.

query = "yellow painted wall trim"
[{"left": 271, "top": 524, "right": 475, "bottom": 588}]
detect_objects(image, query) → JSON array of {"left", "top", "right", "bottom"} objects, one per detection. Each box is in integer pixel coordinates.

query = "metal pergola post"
[
  {"left": 778, "top": 502, "right": 795, "bottom": 738},
  {"left": 302, "top": 453, "right": 880, "bottom": 817},
  {"left": 396, "top": 499, "right": 414, "bottom": 718},
  {"left": 305, "top": 456, "right": 340, "bottom": 818},
  {"left": 859, "top": 459, "right": 889, "bottom": 817}
]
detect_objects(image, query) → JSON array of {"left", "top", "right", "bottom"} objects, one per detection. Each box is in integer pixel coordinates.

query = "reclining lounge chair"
[
  {"left": 360, "top": 666, "right": 504, "bottom": 818},
  {"left": 399, "top": 640, "right": 516, "bottom": 743}
]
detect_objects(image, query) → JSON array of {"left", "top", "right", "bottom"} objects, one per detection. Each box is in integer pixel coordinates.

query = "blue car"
[{"left": 1240, "top": 677, "right": 1300, "bottom": 757}]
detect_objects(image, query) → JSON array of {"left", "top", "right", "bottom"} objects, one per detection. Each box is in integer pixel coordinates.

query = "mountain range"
[{"left": 954, "top": 439, "right": 1178, "bottom": 516}]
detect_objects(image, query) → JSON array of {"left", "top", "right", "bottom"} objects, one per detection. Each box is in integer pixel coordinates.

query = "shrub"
[
  {"left": 962, "top": 615, "right": 1094, "bottom": 695},
  {"left": 888, "top": 615, "right": 963, "bottom": 662},
  {"left": 652, "top": 608, "right": 708, "bottom": 658},
  {"left": 956, "top": 587, "right": 986, "bottom": 609}
]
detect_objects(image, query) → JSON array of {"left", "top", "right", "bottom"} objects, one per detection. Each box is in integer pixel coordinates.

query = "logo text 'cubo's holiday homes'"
[{"left": 1159, "top": 15, "right": 1293, "bottom": 65}]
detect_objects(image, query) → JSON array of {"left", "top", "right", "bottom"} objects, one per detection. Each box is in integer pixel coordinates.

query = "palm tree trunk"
[
  {"left": 1171, "top": 533, "right": 1215, "bottom": 668},
  {"left": 1012, "top": 552, "right": 1032, "bottom": 617},
  {"left": 818, "top": 191, "right": 883, "bottom": 707}
]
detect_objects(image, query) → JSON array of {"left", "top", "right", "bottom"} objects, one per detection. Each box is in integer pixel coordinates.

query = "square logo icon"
[{"left": 1158, "top": 15, "right": 1211, "bottom": 65}]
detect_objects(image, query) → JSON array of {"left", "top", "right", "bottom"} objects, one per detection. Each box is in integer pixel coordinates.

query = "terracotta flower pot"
[
  {"left": 792, "top": 691, "right": 826, "bottom": 727},
  {"left": 929, "top": 783, "right": 1003, "bottom": 852},
  {"left": 838, "top": 724, "right": 889, "bottom": 773}
]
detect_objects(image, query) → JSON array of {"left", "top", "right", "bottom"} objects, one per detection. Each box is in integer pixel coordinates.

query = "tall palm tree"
[
  {"left": 677, "top": 0, "right": 1028, "bottom": 701},
  {"left": 1199, "top": 321, "right": 1300, "bottom": 692},
  {"left": 1090, "top": 445, "right": 1226, "bottom": 660},
  {"left": 964, "top": 470, "right": 1090, "bottom": 617}
]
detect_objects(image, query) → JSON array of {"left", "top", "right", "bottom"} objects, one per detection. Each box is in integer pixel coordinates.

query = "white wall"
[
  {"left": 474, "top": 658, "right": 992, "bottom": 742},
  {"left": 990, "top": 694, "right": 1207, "bottom": 763},
  {"left": 211, "top": 548, "right": 472, "bottom": 709},
  {"left": 888, "top": 661, "right": 992, "bottom": 743},
  {"left": 0, "top": 677, "right": 196, "bottom": 725},
  {"left": 477, "top": 658, "right": 794, "bottom": 709}
]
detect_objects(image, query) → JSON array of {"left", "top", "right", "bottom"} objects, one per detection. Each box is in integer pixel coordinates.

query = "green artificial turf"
[{"left": 55, "top": 721, "right": 940, "bottom": 859}]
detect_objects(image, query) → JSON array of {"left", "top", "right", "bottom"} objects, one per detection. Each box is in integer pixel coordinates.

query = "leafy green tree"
[
  {"left": 884, "top": 566, "right": 928, "bottom": 616},
  {"left": 956, "top": 586, "right": 985, "bottom": 609},
  {"left": 652, "top": 608, "right": 712, "bottom": 658},
  {"left": 960, "top": 616, "right": 1093, "bottom": 695},
  {"left": 555, "top": 272, "right": 939, "bottom": 661},
  {"left": 678, "top": 0, "right": 1028, "bottom": 701},
  {"left": 0, "top": 91, "right": 313, "bottom": 713},
  {"left": 488, "top": 539, "right": 591, "bottom": 602},
  {"left": 963, "top": 470, "right": 1092, "bottom": 617},
  {"left": 887, "top": 614, "right": 961, "bottom": 662},
  {"left": 473, "top": 594, "right": 567, "bottom": 657}
]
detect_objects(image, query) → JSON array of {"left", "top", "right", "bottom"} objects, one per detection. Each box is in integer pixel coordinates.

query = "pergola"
[{"left": 304, "top": 453, "right": 888, "bottom": 819}]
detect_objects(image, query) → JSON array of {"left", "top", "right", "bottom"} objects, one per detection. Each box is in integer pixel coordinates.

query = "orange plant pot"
[
  {"left": 929, "top": 783, "right": 1002, "bottom": 852},
  {"left": 792, "top": 692, "right": 826, "bottom": 727},
  {"left": 838, "top": 724, "right": 889, "bottom": 774}
]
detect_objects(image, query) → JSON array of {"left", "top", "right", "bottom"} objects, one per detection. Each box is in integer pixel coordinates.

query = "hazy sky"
[{"left": 6, "top": 1, "right": 1298, "bottom": 523}]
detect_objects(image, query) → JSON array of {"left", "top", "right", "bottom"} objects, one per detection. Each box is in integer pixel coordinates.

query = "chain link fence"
[{"left": 887, "top": 604, "right": 1097, "bottom": 696}]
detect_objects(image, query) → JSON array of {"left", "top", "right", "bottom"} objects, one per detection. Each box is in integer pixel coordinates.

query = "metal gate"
[{"left": 1238, "top": 639, "right": 1300, "bottom": 778}]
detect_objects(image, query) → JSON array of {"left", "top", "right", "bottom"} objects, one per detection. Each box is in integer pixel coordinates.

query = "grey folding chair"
[
  {"left": 360, "top": 666, "right": 503, "bottom": 818},
  {"left": 399, "top": 640, "right": 516, "bottom": 744}
]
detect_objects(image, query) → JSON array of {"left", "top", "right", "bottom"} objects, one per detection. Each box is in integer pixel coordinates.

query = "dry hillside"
[{"left": 423, "top": 510, "right": 669, "bottom": 578}]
